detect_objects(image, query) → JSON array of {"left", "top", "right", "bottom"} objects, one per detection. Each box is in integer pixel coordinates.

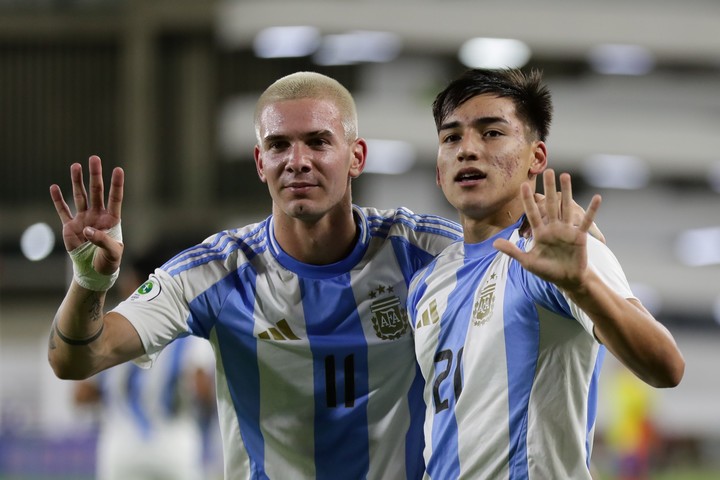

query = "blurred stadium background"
[{"left": 0, "top": 1, "right": 719, "bottom": 479}]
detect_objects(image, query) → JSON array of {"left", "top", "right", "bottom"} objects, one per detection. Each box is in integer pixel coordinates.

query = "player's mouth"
[
  {"left": 284, "top": 181, "right": 317, "bottom": 193},
  {"left": 454, "top": 168, "right": 487, "bottom": 185}
]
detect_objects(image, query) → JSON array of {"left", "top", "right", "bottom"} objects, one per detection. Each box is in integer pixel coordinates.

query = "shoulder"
[
  {"left": 357, "top": 205, "right": 462, "bottom": 242},
  {"left": 585, "top": 235, "right": 634, "bottom": 297},
  {"left": 586, "top": 235, "right": 623, "bottom": 266},
  {"left": 409, "top": 242, "right": 465, "bottom": 290},
  {"left": 430, "top": 240, "right": 466, "bottom": 265},
  {"left": 160, "top": 218, "right": 271, "bottom": 277}
]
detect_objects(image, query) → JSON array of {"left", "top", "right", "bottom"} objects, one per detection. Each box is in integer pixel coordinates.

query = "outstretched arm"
[
  {"left": 48, "top": 155, "right": 144, "bottom": 380},
  {"left": 494, "top": 170, "right": 684, "bottom": 388}
]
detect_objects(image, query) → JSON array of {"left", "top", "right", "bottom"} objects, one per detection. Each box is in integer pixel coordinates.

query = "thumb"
[
  {"left": 84, "top": 226, "right": 124, "bottom": 274},
  {"left": 83, "top": 226, "right": 98, "bottom": 240},
  {"left": 493, "top": 238, "right": 522, "bottom": 260}
]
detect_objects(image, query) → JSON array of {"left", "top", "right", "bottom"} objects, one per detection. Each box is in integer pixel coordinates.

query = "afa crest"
[
  {"left": 369, "top": 285, "right": 409, "bottom": 340},
  {"left": 472, "top": 274, "right": 496, "bottom": 326}
]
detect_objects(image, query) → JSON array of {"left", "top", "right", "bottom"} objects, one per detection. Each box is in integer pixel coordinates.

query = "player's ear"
[
  {"left": 348, "top": 138, "right": 367, "bottom": 178},
  {"left": 528, "top": 140, "right": 547, "bottom": 175},
  {"left": 254, "top": 145, "right": 267, "bottom": 183}
]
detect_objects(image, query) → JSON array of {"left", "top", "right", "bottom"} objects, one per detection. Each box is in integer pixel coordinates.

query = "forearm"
[
  {"left": 565, "top": 270, "right": 685, "bottom": 388},
  {"left": 48, "top": 281, "right": 112, "bottom": 380},
  {"left": 48, "top": 156, "right": 136, "bottom": 379}
]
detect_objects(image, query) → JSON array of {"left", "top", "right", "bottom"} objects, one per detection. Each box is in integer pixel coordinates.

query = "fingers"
[
  {"left": 542, "top": 169, "right": 559, "bottom": 222},
  {"left": 61, "top": 155, "right": 122, "bottom": 219},
  {"left": 83, "top": 226, "right": 123, "bottom": 275},
  {"left": 579, "top": 194, "right": 602, "bottom": 233},
  {"left": 88, "top": 155, "right": 105, "bottom": 211},
  {"left": 49, "top": 184, "right": 73, "bottom": 224},
  {"left": 531, "top": 193, "right": 547, "bottom": 227},
  {"left": 553, "top": 170, "right": 602, "bottom": 235},
  {"left": 106, "top": 166, "right": 124, "bottom": 219},
  {"left": 493, "top": 238, "right": 525, "bottom": 263},
  {"left": 71, "top": 162, "right": 88, "bottom": 213},
  {"left": 83, "top": 226, "right": 120, "bottom": 251},
  {"left": 559, "top": 172, "right": 573, "bottom": 222},
  {"left": 520, "top": 182, "right": 543, "bottom": 229}
]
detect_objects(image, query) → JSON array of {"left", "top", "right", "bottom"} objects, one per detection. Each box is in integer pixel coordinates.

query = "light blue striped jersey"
[
  {"left": 112, "top": 205, "right": 462, "bottom": 480},
  {"left": 408, "top": 218, "right": 634, "bottom": 480}
]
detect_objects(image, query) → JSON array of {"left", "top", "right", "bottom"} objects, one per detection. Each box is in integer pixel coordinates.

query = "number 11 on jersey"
[{"left": 325, "top": 354, "right": 355, "bottom": 408}]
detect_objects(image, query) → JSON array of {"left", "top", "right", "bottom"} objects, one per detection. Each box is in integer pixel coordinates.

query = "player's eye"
[
  {"left": 441, "top": 133, "right": 460, "bottom": 144},
  {"left": 483, "top": 130, "right": 503, "bottom": 138},
  {"left": 268, "top": 140, "right": 289, "bottom": 151},
  {"left": 308, "top": 137, "right": 329, "bottom": 147}
]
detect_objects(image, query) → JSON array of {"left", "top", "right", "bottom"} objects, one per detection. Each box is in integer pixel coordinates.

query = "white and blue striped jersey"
[
  {"left": 112, "top": 205, "right": 462, "bottom": 480},
  {"left": 408, "top": 218, "right": 634, "bottom": 480}
]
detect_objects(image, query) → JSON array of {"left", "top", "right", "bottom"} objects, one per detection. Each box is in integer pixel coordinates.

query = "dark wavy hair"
[{"left": 432, "top": 68, "right": 553, "bottom": 142}]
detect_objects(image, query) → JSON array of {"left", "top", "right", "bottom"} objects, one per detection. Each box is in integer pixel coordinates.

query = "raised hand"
[
  {"left": 519, "top": 188, "right": 606, "bottom": 244},
  {"left": 49, "top": 155, "right": 125, "bottom": 276},
  {"left": 494, "top": 169, "right": 602, "bottom": 292}
]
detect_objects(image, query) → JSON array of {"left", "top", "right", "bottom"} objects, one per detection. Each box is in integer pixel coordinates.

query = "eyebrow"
[
  {"left": 263, "top": 129, "right": 335, "bottom": 144},
  {"left": 438, "top": 116, "right": 509, "bottom": 132}
]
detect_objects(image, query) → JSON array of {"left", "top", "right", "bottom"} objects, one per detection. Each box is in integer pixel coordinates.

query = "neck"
[
  {"left": 272, "top": 207, "right": 359, "bottom": 265},
  {"left": 460, "top": 205, "right": 524, "bottom": 244}
]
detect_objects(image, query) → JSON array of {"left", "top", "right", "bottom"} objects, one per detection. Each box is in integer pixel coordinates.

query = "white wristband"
[{"left": 69, "top": 223, "right": 122, "bottom": 292}]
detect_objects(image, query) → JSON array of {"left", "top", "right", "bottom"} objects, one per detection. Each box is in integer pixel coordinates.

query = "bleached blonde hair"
[{"left": 254, "top": 71, "right": 358, "bottom": 143}]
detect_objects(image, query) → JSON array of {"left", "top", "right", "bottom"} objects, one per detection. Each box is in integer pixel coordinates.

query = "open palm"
[
  {"left": 494, "top": 170, "right": 601, "bottom": 292},
  {"left": 49, "top": 155, "right": 124, "bottom": 275}
]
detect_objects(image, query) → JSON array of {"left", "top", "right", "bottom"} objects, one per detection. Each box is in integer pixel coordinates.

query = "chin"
[
  {"left": 286, "top": 203, "right": 323, "bottom": 221},
  {"left": 450, "top": 197, "right": 480, "bottom": 213},
  {"left": 456, "top": 202, "right": 492, "bottom": 220}
]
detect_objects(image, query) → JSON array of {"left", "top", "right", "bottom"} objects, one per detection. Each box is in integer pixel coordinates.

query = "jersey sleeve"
[
  {"left": 111, "top": 268, "right": 193, "bottom": 368},
  {"left": 562, "top": 235, "right": 637, "bottom": 336},
  {"left": 519, "top": 234, "right": 636, "bottom": 337},
  {"left": 392, "top": 207, "right": 463, "bottom": 256}
]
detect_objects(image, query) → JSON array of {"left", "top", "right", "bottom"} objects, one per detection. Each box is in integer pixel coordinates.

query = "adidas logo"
[
  {"left": 416, "top": 299, "right": 440, "bottom": 330},
  {"left": 258, "top": 319, "right": 300, "bottom": 341}
]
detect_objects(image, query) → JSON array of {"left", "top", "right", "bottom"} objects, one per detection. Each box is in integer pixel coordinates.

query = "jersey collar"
[
  {"left": 464, "top": 216, "right": 525, "bottom": 259},
  {"left": 266, "top": 205, "right": 370, "bottom": 278}
]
